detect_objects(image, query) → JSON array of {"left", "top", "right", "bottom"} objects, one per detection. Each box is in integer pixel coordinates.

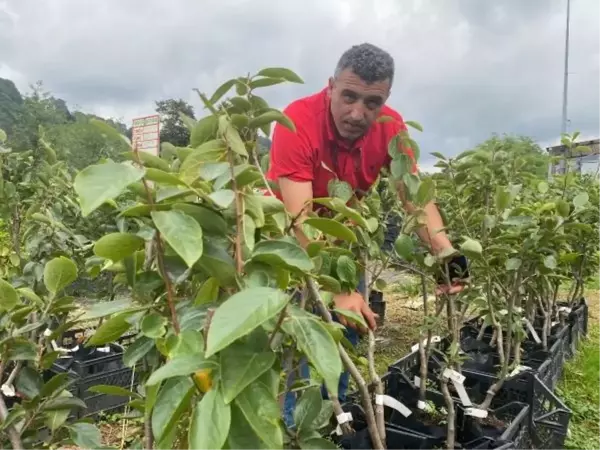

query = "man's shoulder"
[{"left": 281, "top": 89, "right": 327, "bottom": 126}]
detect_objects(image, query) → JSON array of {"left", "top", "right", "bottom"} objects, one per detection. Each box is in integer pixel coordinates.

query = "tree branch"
[{"left": 307, "top": 278, "right": 384, "bottom": 449}]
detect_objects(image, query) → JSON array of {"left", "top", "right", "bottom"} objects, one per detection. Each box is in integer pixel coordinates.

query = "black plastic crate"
[
  {"left": 530, "top": 374, "right": 572, "bottom": 449},
  {"left": 342, "top": 370, "right": 529, "bottom": 449},
  {"left": 45, "top": 343, "right": 140, "bottom": 418},
  {"left": 561, "top": 298, "right": 588, "bottom": 358}
]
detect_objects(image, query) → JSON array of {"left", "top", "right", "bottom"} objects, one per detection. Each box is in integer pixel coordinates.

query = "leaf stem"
[{"left": 131, "top": 143, "right": 180, "bottom": 334}]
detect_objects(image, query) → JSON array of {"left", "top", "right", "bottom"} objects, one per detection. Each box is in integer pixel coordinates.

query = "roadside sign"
[{"left": 131, "top": 114, "right": 160, "bottom": 155}]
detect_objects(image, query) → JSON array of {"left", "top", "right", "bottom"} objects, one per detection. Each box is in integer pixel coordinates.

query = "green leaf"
[
  {"left": 394, "top": 234, "right": 415, "bottom": 260},
  {"left": 16, "top": 288, "right": 43, "bottom": 306},
  {"left": 258, "top": 195, "right": 285, "bottom": 215},
  {"left": 244, "top": 193, "right": 266, "bottom": 228},
  {"left": 573, "top": 192, "right": 589, "bottom": 208},
  {"left": 234, "top": 372, "right": 283, "bottom": 449},
  {"left": 77, "top": 297, "right": 135, "bottom": 321},
  {"left": 251, "top": 239, "right": 314, "bottom": 272},
  {"left": 87, "top": 385, "right": 142, "bottom": 398},
  {"left": 460, "top": 238, "right": 482, "bottom": 257},
  {"left": 390, "top": 154, "right": 413, "bottom": 180},
  {"left": 151, "top": 210, "right": 203, "bottom": 267},
  {"left": 209, "top": 78, "right": 236, "bottom": 104},
  {"left": 189, "top": 388, "right": 231, "bottom": 450},
  {"left": 44, "top": 390, "right": 72, "bottom": 431},
  {"left": 543, "top": 255, "right": 557, "bottom": 269},
  {"left": 416, "top": 177, "right": 435, "bottom": 205},
  {"left": 256, "top": 67, "right": 304, "bottom": 83},
  {"left": 304, "top": 218, "right": 357, "bottom": 243},
  {"left": 144, "top": 168, "right": 187, "bottom": 186},
  {"left": 505, "top": 258, "right": 522, "bottom": 271},
  {"left": 152, "top": 377, "right": 195, "bottom": 444},
  {"left": 300, "top": 437, "right": 339, "bottom": 449},
  {"left": 402, "top": 173, "right": 420, "bottom": 198},
  {"left": 68, "top": 423, "right": 102, "bottom": 449},
  {"left": 431, "top": 151, "right": 447, "bottom": 160},
  {"left": 249, "top": 110, "right": 296, "bottom": 133},
  {"left": 336, "top": 255, "right": 356, "bottom": 284},
  {"left": 282, "top": 306, "right": 342, "bottom": 397},
  {"left": 249, "top": 77, "right": 287, "bottom": 89},
  {"left": 194, "top": 277, "right": 220, "bottom": 306},
  {"left": 0, "top": 279, "right": 19, "bottom": 311},
  {"left": 74, "top": 161, "right": 145, "bottom": 216},
  {"left": 6, "top": 339, "right": 37, "bottom": 360},
  {"left": 218, "top": 115, "right": 248, "bottom": 156},
  {"left": 538, "top": 181, "right": 549, "bottom": 194},
  {"left": 327, "top": 179, "right": 353, "bottom": 203},
  {"left": 244, "top": 214, "right": 256, "bottom": 251},
  {"left": 141, "top": 312, "right": 168, "bottom": 339},
  {"left": 494, "top": 186, "right": 511, "bottom": 211},
  {"left": 294, "top": 386, "right": 323, "bottom": 434},
  {"left": 0, "top": 128, "right": 6, "bottom": 142},
  {"left": 190, "top": 115, "right": 218, "bottom": 148},
  {"left": 227, "top": 403, "right": 267, "bottom": 449},
  {"left": 44, "top": 396, "right": 87, "bottom": 411},
  {"left": 172, "top": 203, "right": 228, "bottom": 236},
  {"left": 556, "top": 199, "right": 570, "bottom": 217},
  {"left": 123, "top": 150, "right": 170, "bottom": 172},
  {"left": 87, "top": 314, "right": 132, "bottom": 346},
  {"left": 44, "top": 256, "right": 77, "bottom": 294},
  {"left": 93, "top": 232, "right": 145, "bottom": 262},
  {"left": 123, "top": 336, "right": 155, "bottom": 367},
  {"left": 209, "top": 189, "right": 236, "bottom": 209},
  {"left": 15, "top": 366, "right": 43, "bottom": 398},
  {"left": 146, "top": 354, "right": 215, "bottom": 386},
  {"left": 405, "top": 120, "right": 423, "bottom": 132},
  {"left": 334, "top": 308, "right": 367, "bottom": 329},
  {"left": 317, "top": 275, "right": 342, "bottom": 293},
  {"left": 197, "top": 240, "right": 237, "bottom": 287},
  {"left": 220, "top": 331, "right": 276, "bottom": 403},
  {"left": 314, "top": 400, "right": 334, "bottom": 430},
  {"left": 205, "top": 287, "right": 289, "bottom": 357}
]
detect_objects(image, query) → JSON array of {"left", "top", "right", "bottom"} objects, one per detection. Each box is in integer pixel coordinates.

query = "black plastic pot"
[{"left": 369, "top": 290, "right": 386, "bottom": 327}]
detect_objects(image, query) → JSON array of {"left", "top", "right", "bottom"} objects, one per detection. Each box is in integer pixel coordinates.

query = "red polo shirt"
[{"left": 266, "top": 87, "right": 417, "bottom": 202}]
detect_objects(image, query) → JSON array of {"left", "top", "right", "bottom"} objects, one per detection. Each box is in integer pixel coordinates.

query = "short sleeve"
[
  {"left": 381, "top": 108, "right": 419, "bottom": 175},
  {"left": 267, "top": 105, "right": 315, "bottom": 183}
]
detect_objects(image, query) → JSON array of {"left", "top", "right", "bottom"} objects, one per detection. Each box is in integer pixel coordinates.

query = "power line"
[{"left": 561, "top": 0, "right": 571, "bottom": 136}]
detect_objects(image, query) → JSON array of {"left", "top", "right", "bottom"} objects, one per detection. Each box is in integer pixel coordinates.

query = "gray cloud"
[{"left": 0, "top": 0, "right": 598, "bottom": 167}]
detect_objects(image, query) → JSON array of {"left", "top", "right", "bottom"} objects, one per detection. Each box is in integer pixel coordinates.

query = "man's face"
[{"left": 327, "top": 69, "right": 391, "bottom": 141}]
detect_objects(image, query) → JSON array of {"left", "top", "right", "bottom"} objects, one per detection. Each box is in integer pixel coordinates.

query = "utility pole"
[{"left": 561, "top": 0, "right": 571, "bottom": 136}]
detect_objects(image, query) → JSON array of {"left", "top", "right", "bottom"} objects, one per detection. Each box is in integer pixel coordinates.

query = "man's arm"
[
  {"left": 396, "top": 181, "right": 453, "bottom": 254},
  {"left": 278, "top": 177, "right": 313, "bottom": 248}
]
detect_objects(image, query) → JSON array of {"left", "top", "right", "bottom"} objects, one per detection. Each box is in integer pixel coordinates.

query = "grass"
[{"left": 556, "top": 321, "right": 599, "bottom": 449}]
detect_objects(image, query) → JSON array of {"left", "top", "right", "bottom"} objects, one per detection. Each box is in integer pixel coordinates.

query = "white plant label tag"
[
  {"left": 523, "top": 319, "right": 541, "bottom": 344},
  {"left": 417, "top": 400, "right": 434, "bottom": 412},
  {"left": 558, "top": 307, "right": 572, "bottom": 314},
  {"left": 414, "top": 376, "right": 421, "bottom": 387},
  {"left": 336, "top": 412, "right": 353, "bottom": 424},
  {"left": 97, "top": 346, "right": 110, "bottom": 353},
  {"left": 510, "top": 365, "right": 532, "bottom": 377},
  {"left": 375, "top": 394, "right": 412, "bottom": 417},
  {"left": 411, "top": 335, "right": 441, "bottom": 353},
  {"left": 43, "top": 328, "right": 52, "bottom": 337},
  {"left": 465, "top": 407, "right": 488, "bottom": 418},
  {"left": 1, "top": 383, "right": 16, "bottom": 397},
  {"left": 442, "top": 368, "right": 466, "bottom": 385},
  {"left": 452, "top": 381, "right": 473, "bottom": 407}
]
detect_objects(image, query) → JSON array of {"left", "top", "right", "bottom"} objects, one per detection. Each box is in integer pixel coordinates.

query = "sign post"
[{"left": 131, "top": 114, "right": 160, "bottom": 156}]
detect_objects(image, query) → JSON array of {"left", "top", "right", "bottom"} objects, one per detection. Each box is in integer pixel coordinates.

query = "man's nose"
[{"left": 349, "top": 105, "right": 364, "bottom": 122}]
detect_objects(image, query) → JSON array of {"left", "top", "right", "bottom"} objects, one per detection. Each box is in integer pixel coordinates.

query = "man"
[{"left": 266, "top": 43, "right": 465, "bottom": 425}]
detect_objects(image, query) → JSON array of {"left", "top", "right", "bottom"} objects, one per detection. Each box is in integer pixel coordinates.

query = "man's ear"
[{"left": 327, "top": 77, "right": 334, "bottom": 96}]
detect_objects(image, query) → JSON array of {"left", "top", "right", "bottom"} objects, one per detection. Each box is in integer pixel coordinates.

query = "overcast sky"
[{"left": 1, "top": 0, "right": 598, "bottom": 171}]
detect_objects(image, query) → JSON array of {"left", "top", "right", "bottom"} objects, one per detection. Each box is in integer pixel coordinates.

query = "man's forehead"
[{"left": 334, "top": 70, "right": 390, "bottom": 97}]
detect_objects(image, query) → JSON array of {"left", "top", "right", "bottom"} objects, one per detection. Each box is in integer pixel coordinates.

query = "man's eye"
[
  {"left": 343, "top": 94, "right": 356, "bottom": 103},
  {"left": 366, "top": 100, "right": 382, "bottom": 110}
]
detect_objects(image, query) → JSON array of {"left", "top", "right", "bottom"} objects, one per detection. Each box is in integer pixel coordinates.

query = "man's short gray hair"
[{"left": 334, "top": 43, "right": 395, "bottom": 87}]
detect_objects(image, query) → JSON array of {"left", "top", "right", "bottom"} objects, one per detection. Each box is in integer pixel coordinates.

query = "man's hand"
[
  {"left": 333, "top": 291, "right": 378, "bottom": 333},
  {"left": 435, "top": 254, "right": 470, "bottom": 296}
]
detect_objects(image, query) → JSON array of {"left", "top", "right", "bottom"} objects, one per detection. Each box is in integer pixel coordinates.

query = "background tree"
[{"left": 155, "top": 98, "right": 195, "bottom": 147}]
